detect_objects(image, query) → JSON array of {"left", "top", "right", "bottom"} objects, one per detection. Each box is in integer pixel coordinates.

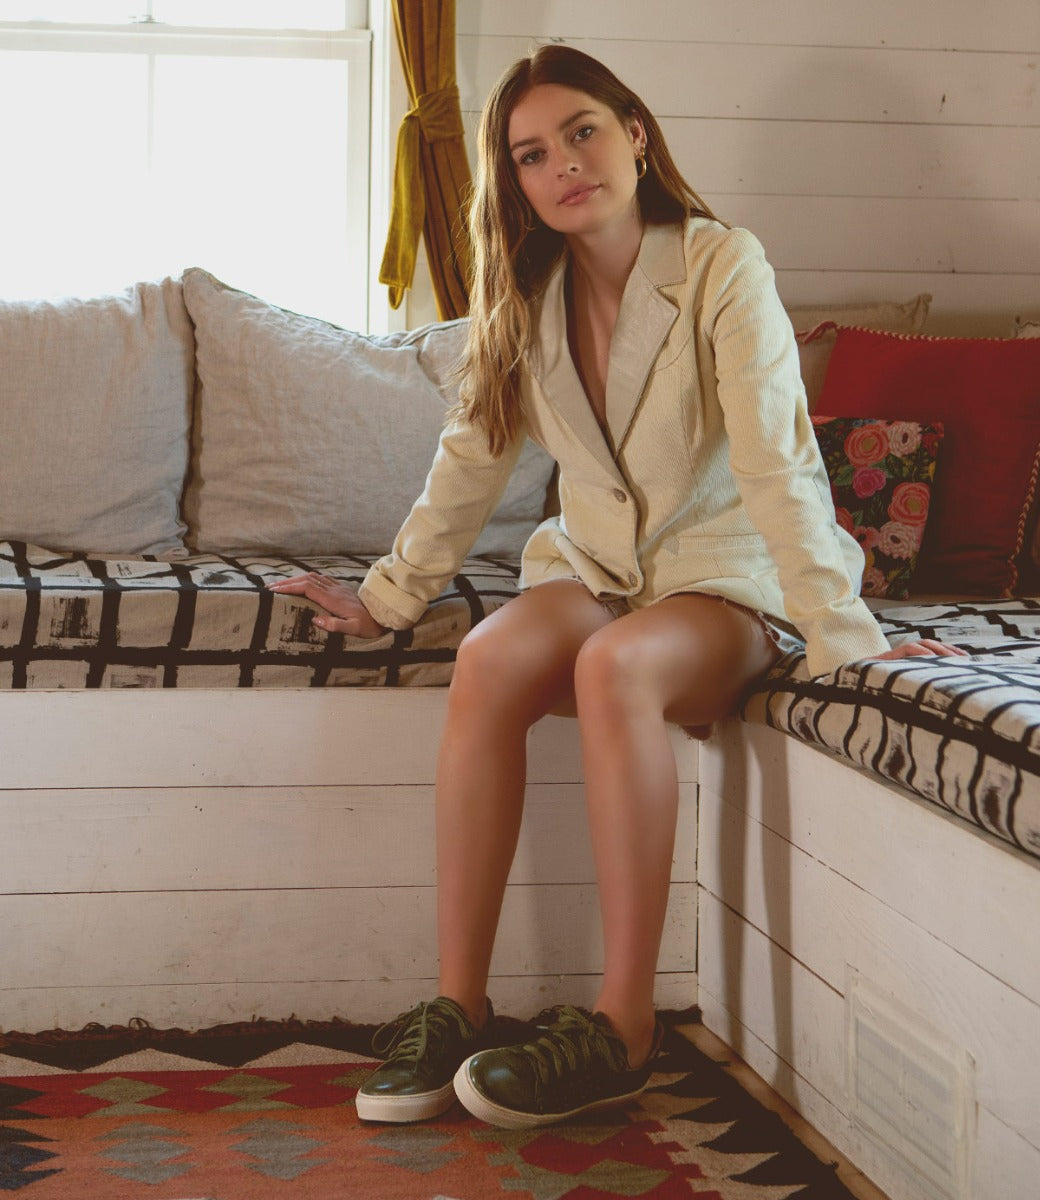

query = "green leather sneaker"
[
  {"left": 453, "top": 1005, "right": 661, "bottom": 1129},
  {"left": 356, "top": 996, "right": 490, "bottom": 1123}
]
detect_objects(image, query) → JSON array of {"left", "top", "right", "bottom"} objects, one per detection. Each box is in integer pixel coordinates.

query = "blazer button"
[
  {"left": 613, "top": 488, "right": 628, "bottom": 503},
  {"left": 627, "top": 572, "right": 638, "bottom": 586}
]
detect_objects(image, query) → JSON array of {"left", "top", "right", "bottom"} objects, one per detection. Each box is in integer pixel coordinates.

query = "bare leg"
[
  {"left": 435, "top": 580, "right": 612, "bottom": 1025},
  {"left": 573, "top": 595, "right": 781, "bottom": 1064}
]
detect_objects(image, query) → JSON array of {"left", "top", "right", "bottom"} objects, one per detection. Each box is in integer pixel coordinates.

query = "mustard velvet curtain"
[{"left": 379, "top": 0, "right": 473, "bottom": 318}]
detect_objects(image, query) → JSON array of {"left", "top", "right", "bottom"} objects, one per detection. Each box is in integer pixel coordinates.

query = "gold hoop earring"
[{"left": 635, "top": 153, "right": 647, "bottom": 180}]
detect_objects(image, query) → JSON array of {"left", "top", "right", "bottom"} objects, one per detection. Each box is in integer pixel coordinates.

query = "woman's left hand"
[{"left": 866, "top": 638, "right": 969, "bottom": 662}]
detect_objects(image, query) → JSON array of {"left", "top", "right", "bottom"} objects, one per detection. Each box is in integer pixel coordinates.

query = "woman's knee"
[
  {"left": 572, "top": 599, "right": 768, "bottom": 727},
  {"left": 452, "top": 620, "right": 522, "bottom": 695},
  {"left": 573, "top": 626, "right": 655, "bottom": 715},
  {"left": 448, "top": 610, "right": 573, "bottom": 725}
]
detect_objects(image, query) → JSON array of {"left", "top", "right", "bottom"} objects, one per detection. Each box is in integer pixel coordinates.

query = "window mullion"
[{"left": 146, "top": 49, "right": 155, "bottom": 180}]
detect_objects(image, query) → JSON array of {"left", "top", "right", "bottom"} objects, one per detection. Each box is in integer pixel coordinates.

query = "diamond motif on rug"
[
  {"left": 230, "top": 1117, "right": 331, "bottom": 1180},
  {"left": 475, "top": 1118, "right": 700, "bottom": 1198},
  {"left": 0, "top": 1021, "right": 863, "bottom": 1199},
  {"left": 80, "top": 1077, "right": 170, "bottom": 1117},
  {"left": 201, "top": 1072, "right": 297, "bottom": 1111},
  {"left": 0, "top": 1124, "right": 61, "bottom": 1192},
  {"left": 97, "top": 1122, "right": 192, "bottom": 1184},
  {"left": 370, "top": 1126, "right": 466, "bottom": 1175}
]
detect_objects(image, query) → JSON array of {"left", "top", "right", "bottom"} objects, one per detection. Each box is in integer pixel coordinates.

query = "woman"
[{"left": 269, "top": 45, "right": 963, "bottom": 1130}]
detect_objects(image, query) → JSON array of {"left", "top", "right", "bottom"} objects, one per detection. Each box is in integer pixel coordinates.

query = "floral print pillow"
[{"left": 811, "top": 416, "right": 944, "bottom": 600}]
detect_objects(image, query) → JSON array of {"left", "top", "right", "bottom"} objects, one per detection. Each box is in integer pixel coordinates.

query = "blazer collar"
[{"left": 528, "top": 222, "right": 685, "bottom": 475}]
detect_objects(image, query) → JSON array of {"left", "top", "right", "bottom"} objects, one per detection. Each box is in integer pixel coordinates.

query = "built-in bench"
[{"left": 698, "top": 600, "right": 1040, "bottom": 1200}]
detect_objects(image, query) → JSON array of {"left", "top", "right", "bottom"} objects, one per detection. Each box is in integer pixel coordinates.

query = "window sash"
[
  {"left": 0, "top": 2, "right": 368, "bottom": 29},
  {"left": 0, "top": 20, "right": 372, "bottom": 329},
  {"left": 0, "top": 22, "right": 370, "bottom": 59}
]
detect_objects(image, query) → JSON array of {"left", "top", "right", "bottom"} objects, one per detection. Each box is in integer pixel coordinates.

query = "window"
[{"left": 0, "top": 2, "right": 373, "bottom": 330}]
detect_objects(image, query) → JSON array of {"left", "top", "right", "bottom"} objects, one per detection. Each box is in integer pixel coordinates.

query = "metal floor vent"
[{"left": 847, "top": 972, "right": 975, "bottom": 1200}]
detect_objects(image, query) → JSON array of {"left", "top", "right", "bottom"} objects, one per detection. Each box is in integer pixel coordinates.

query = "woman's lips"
[{"left": 559, "top": 183, "right": 600, "bottom": 206}]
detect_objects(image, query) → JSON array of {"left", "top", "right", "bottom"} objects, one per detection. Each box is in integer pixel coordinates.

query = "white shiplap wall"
[{"left": 451, "top": 0, "right": 1040, "bottom": 335}]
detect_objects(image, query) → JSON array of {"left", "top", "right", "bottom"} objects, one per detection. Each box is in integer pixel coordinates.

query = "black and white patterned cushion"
[
  {"left": 0, "top": 541, "right": 519, "bottom": 689},
  {"left": 7, "top": 541, "right": 1039, "bottom": 861},
  {"left": 742, "top": 600, "right": 1040, "bottom": 861}
]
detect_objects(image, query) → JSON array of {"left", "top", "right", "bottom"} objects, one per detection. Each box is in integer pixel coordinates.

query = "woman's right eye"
[{"left": 517, "top": 148, "right": 543, "bottom": 166}]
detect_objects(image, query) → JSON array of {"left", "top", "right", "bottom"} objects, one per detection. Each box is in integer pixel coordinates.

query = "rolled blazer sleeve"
[
  {"left": 705, "top": 229, "right": 890, "bottom": 675},
  {"left": 358, "top": 414, "right": 527, "bottom": 629}
]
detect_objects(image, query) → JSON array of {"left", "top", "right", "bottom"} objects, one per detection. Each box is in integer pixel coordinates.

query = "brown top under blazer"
[{"left": 360, "top": 218, "right": 890, "bottom": 677}]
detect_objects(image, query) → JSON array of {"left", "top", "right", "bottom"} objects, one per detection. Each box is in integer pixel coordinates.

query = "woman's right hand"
[{"left": 266, "top": 573, "right": 387, "bottom": 638}]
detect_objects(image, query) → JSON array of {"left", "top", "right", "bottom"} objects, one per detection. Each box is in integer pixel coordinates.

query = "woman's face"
[{"left": 506, "top": 83, "right": 645, "bottom": 238}]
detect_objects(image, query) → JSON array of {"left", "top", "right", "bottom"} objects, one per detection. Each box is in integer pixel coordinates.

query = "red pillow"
[{"left": 816, "top": 326, "right": 1040, "bottom": 595}]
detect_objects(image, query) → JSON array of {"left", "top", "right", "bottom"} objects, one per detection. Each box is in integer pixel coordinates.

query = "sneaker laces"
[
  {"left": 372, "top": 999, "right": 472, "bottom": 1065},
  {"left": 520, "top": 1006, "right": 629, "bottom": 1087}
]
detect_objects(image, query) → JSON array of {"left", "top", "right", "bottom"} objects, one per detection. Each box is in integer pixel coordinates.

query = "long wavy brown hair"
[{"left": 457, "top": 44, "right": 717, "bottom": 456}]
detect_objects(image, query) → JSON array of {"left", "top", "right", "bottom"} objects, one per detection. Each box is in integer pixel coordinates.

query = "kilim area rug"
[{"left": 0, "top": 1014, "right": 859, "bottom": 1199}]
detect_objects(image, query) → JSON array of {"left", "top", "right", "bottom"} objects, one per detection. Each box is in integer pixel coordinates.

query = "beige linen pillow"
[
  {"left": 0, "top": 279, "right": 193, "bottom": 556},
  {"left": 181, "top": 269, "right": 555, "bottom": 558},
  {"left": 786, "top": 294, "right": 933, "bottom": 411},
  {"left": 785, "top": 294, "right": 932, "bottom": 336}
]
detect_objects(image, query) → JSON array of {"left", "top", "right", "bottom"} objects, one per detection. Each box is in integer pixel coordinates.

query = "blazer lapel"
[
  {"left": 526, "top": 223, "right": 688, "bottom": 474},
  {"left": 528, "top": 259, "right": 621, "bottom": 481},
  {"left": 605, "top": 223, "right": 686, "bottom": 451}
]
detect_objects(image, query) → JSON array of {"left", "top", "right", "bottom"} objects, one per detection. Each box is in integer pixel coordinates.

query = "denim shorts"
[{"left": 597, "top": 592, "right": 805, "bottom": 660}]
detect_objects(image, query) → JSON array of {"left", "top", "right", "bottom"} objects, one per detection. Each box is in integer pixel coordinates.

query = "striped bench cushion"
[
  {"left": 0, "top": 542, "right": 520, "bottom": 689},
  {"left": 742, "top": 599, "right": 1040, "bottom": 862}
]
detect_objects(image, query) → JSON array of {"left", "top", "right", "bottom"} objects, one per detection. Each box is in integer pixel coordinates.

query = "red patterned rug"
[{"left": 0, "top": 1015, "right": 858, "bottom": 1198}]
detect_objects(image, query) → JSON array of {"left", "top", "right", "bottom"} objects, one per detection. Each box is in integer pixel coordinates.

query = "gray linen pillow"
[
  {"left": 0, "top": 279, "right": 193, "bottom": 556},
  {"left": 181, "top": 268, "right": 555, "bottom": 558}
]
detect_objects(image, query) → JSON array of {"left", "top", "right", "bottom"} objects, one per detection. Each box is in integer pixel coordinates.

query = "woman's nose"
[{"left": 550, "top": 145, "right": 578, "bottom": 174}]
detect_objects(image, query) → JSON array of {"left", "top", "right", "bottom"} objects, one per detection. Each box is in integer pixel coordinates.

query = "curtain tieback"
[
  {"left": 406, "top": 85, "right": 465, "bottom": 142},
  {"left": 379, "top": 84, "right": 465, "bottom": 306}
]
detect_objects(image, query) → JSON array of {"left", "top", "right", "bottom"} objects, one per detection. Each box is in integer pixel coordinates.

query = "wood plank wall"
[{"left": 449, "top": 0, "right": 1040, "bottom": 335}]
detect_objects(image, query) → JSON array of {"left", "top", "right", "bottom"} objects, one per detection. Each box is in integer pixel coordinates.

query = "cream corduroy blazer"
[{"left": 360, "top": 218, "right": 890, "bottom": 677}]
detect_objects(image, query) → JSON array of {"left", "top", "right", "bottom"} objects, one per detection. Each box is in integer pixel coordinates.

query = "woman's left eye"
[{"left": 573, "top": 125, "right": 594, "bottom": 143}]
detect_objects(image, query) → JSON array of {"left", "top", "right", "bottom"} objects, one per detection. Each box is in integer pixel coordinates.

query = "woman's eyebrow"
[{"left": 509, "top": 109, "right": 596, "bottom": 153}]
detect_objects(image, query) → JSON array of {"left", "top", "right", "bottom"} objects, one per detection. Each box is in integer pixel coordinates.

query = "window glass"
[
  {"left": 0, "top": 2, "right": 365, "bottom": 28},
  {"left": 151, "top": 54, "right": 359, "bottom": 327},
  {"left": 0, "top": 2, "right": 140, "bottom": 19},
  {"left": 152, "top": 1, "right": 362, "bottom": 28},
  {"left": 0, "top": 23, "right": 371, "bottom": 328},
  {"left": 0, "top": 50, "right": 148, "bottom": 293}
]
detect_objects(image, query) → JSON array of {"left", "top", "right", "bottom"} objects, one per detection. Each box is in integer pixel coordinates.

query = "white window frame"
[{"left": 0, "top": 9, "right": 390, "bottom": 330}]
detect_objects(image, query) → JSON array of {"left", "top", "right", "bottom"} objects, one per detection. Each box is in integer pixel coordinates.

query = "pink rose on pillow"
[
  {"left": 812, "top": 414, "right": 943, "bottom": 600},
  {"left": 853, "top": 525, "right": 881, "bottom": 550},
  {"left": 853, "top": 467, "right": 888, "bottom": 498},
  {"left": 886, "top": 421, "right": 922, "bottom": 456},
  {"left": 888, "top": 481, "right": 931, "bottom": 527},
  {"left": 861, "top": 566, "right": 888, "bottom": 596},
  {"left": 844, "top": 423, "right": 890, "bottom": 466},
  {"left": 878, "top": 520, "right": 921, "bottom": 560}
]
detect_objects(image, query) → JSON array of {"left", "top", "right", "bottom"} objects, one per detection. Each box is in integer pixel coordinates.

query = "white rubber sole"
[
  {"left": 355, "top": 1079, "right": 456, "bottom": 1123},
  {"left": 453, "top": 1055, "right": 649, "bottom": 1130}
]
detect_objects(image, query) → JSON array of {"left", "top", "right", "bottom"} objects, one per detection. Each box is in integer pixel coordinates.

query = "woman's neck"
[{"left": 566, "top": 215, "right": 645, "bottom": 301}]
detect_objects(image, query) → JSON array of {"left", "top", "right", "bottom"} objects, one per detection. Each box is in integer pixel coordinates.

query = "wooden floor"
[{"left": 678, "top": 1021, "right": 891, "bottom": 1200}]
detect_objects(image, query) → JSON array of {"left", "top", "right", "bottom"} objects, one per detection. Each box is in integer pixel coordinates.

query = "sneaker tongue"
[
  {"left": 590, "top": 1011, "right": 625, "bottom": 1045},
  {"left": 589, "top": 1012, "right": 631, "bottom": 1068}
]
